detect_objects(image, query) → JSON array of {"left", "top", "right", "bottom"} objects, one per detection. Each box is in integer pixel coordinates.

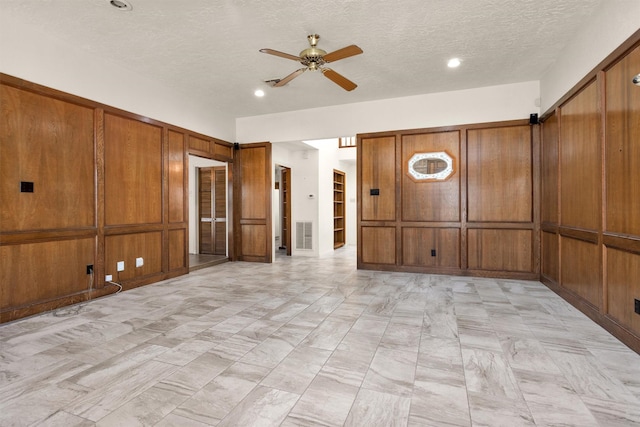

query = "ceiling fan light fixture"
[
  {"left": 447, "top": 58, "right": 461, "bottom": 68},
  {"left": 107, "top": 0, "right": 133, "bottom": 11}
]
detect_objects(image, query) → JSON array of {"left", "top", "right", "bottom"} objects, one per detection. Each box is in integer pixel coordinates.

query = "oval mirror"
[{"left": 408, "top": 151, "right": 454, "bottom": 181}]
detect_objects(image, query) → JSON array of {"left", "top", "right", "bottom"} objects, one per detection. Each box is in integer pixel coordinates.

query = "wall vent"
[{"left": 295, "top": 221, "right": 313, "bottom": 250}]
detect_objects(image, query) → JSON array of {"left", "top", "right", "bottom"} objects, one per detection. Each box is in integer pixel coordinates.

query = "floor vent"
[{"left": 295, "top": 221, "right": 313, "bottom": 250}]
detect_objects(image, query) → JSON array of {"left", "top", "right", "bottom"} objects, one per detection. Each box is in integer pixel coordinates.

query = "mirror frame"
[{"left": 407, "top": 151, "right": 454, "bottom": 181}]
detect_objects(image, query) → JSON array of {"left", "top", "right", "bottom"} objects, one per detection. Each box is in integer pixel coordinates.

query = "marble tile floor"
[{"left": 1, "top": 246, "right": 640, "bottom": 426}]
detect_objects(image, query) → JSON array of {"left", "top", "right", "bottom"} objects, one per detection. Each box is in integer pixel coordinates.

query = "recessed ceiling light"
[
  {"left": 447, "top": 58, "right": 461, "bottom": 68},
  {"left": 254, "top": 89, "right": 265, "bottom": 97},
  {"left": 107, "top": 0, "right": 133, "bottom": 11}
]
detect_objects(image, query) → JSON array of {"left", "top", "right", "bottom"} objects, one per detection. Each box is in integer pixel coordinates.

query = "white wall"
[
  {"left": 188, "top": 156, "right": 226, "bottom": 254},
  {"left": 0, "top": 14, "right": 235, "bottom": 141},
  {"left": 540, "top": 0, "right": 640, "bottom": 112},
  {"left": 236, "top": 81, "right": 540, "bottom": 143}
]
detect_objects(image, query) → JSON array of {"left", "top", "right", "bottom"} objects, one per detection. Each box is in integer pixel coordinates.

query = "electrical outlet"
[
  {"left": 635, "top": 299, "right": 640, "bottom": 315},
  {"left": 86, "top": 264, "right": 93, "bottom": 275},
  {"left": 117, "top": 261, "right": 125, "bottom": 272},
  {"left": 136, "top": 257, "right": 144, "bottom": 267},
  {"left": 431, "top": 249, "right": 436, "bottom": 257},
  {"left": 105, "top": 274, "right": 113, "bottom": 281}
]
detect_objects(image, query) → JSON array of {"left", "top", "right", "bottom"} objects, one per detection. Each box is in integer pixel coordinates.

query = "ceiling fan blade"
[
  {"left": 274, "top": 68, "right": 307, "bottom": 87},
  {"left": 322, "top": 68, "right": 357, "bottom": 91},
  {"left": 259, "top": 48, "right": 300, "bottom": 62},
  {"left": 323, "top": 45, "right": 363, "bottom": 63}
]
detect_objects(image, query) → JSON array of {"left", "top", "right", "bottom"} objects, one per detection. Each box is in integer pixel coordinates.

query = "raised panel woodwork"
[
  {"left": 361, "top": 227, "right": 396, "bottom": 265},
  {"left": 605, "top": 44, "right": 640, "bottom": 236},
  {"left": 240, "top": 147, "right": 267, "bottom": 219},
  {"left": 467, "top": 125, "right": 532, "bottom": 222},
  {"left": 559, "top": 81, "right": 600, "bottom": 231},
  {"left": 542, "top": 231, "right": 559, "bottom": 282},
  {"left": 606, "top": 247, "right": 640, "bottom": 336},
  {"left": 189, "top": 135, "right": 210, "bottom": 153},
  {"left": 468, "top": 229, "right": 533, "bottom": 272},
  {"left": 168, "top": 130, "right": 185, "bottom": 223},
  {"left": 0, "top": 85, "right": 95, "bottom": 231},
  {"left": 560, "top": 236, "right": 601, "bottom": 308},
  {"left": 105, "top": 232, "right": 163, "bottom": 281},
  {"left": 0, "top": 238, "right": 94, "bottom": 309},
  {"left": 214, "top": 141, "right": 233, "bottom": 159},
  {"left": 104, "top": 113, "right": 162, "bottom": 226},
  {"left": 240, "top": 224, "right": 267, "bottom": 257},
  {"left": 361, "top": 136, "right": 396, "bottom": 221},
  {"left": 168, "top": 228, "right": 186, "bottom": 271},
  {"left": 235, "top": 143, "right": 271, "bottom": 262},
  {"left": 401, "top": 132, "right": 460, "bottom": 222},
  {"left": 541, "top": 113, "right": 559, "bottom": 225},
  {"left": 402, "top": 227, "right": 460, "bottom": 268}
]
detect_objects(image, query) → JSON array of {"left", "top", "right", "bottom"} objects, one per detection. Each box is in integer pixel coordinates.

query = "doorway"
[
  {"left": 188, "top": 155, "right": 228, "bottom": 270},
  {"left": 275, "top": 165, "right": 292, "bottom": 256}
]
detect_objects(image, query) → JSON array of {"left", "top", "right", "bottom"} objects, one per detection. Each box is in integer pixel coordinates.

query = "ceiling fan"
[{"left": 260, "top": 34, "right": 363, "bottom": 91}]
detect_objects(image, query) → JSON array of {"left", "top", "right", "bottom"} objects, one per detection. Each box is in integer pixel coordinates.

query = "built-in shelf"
[{"left": 333, "top": 169, "right": 345, "bottom": 249}]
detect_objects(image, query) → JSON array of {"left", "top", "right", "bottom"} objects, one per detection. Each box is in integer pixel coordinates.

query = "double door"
[{"left": 199, "top": 166, "right": 226, "bottom": 255}]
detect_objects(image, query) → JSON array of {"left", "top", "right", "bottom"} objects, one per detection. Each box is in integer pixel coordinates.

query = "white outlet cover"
[
  {"left": 136, "top": 257, "right": 144, "bottom": 267},
  {"left": 105, "top": 274, "right": 113, "bottom": 281},
  {"left": 117, "top": 261, "right": 125, "bottom": 271}
]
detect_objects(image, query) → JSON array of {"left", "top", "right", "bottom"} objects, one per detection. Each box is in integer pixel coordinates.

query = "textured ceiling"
[{"left": 2, "top": 0, "right": 602, "bottom": 118}]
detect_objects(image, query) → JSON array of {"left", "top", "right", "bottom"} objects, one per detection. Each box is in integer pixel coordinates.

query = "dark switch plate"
[
  {"left": 431, "top": 249, "right": 436, "bottom": 257},
  {"left": 635, "top": 299, "right": 640, "bottom": 315},
  {"left": 370, "top": 189, "right": 380, "bottom": 196},
  {"left": 20, "top": 181, "right": 34, "bottom": 193}
]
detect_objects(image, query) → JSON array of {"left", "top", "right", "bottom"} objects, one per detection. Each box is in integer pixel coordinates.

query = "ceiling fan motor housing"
[{"left": 300, "top": 47, "right": 327, "bottom": 70}]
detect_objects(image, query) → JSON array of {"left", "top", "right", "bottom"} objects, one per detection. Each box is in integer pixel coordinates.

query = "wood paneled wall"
[
  {"left": 357, "top": 120, "right": 539, "bottom": 279},
  {"left": 540, "top": 33, "right": 640, "bottom": 353},
  {"left": 0, "top": 74, "right": 233, "bottom": 322}
]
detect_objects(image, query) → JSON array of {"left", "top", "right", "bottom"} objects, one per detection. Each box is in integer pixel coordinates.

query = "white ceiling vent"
[{"left": 296, "top": 222, "right": 313, "bottom": 250}]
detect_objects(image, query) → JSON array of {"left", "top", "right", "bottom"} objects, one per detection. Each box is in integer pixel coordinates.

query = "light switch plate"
[{"left": 136, "top": 257, "right": 144, "bottom": 267}]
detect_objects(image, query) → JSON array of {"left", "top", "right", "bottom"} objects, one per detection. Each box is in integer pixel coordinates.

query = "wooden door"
[
  {"left": 234, "top": 142, "right": 272, "bottom": 262},
  {"left": 281, "top": 167, "right": 292, "bottom": 256},
  {"left": 198, "top": 167, "right": 227, "bottom": 255}
]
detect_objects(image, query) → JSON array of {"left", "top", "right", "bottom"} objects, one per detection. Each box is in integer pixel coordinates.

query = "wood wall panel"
[
  {"left": 559, "top": 82, "right": 600, "bottom": 231},
  {"left": 401, "top": 132, "right": 460, "bottom": 222},
  {"left": 104, "top": 113, "right": 163, "bottom": 226},
  {"left": 361, "top": 136, "right": 396, "bottom": 221},
  {"left": 402, "top": 228, "right": 459, "bottom": 268},
  {"left": 0, "top": 85, "right": 95, "bottom": 231},
  {"left": 542, "top": 231, "right": 559, "bottom": 283},
  {"left": 606, "top": 247, "right": 640, "bottom": 336},
  {"left": 361, "top": 227, "right": 396, "bottom": 265},
  {"left": 188, "top": 135, "right": 210, "bottom": 153},
  {"left": 0, "top": 238, "right": 94, "bottom": 309},
  {"left": 541, "top": 113, "right": 559, "bottom": 224},
  {"left": 468, "top": 229, "right": 533, "bottom": 272},
  {"left": 467, "top": 126, "right": 532, "bottom": 222},
  {"left": 168, "top": 229, "right": 186, "bottom": 271},
  {"left": 240, "top": 225, "right": 267, "bottom": 257},
  {"left": 168, "top": 130, "right": 185, "bottom": 224},
  {"left": 240, "top": 147, "right": 267, "bottom": 220},
  {"left": 105, "top": 232, "right": 163, "bottom": 280},
  {"left": 560, "top": 236, "right": 601, "bottom": 308},
  {"left": 235, "top": 143, "right": 271, "bottom": 262},
  {"left": 605, "top": 44, "right": 640, "bottom": 236}
]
